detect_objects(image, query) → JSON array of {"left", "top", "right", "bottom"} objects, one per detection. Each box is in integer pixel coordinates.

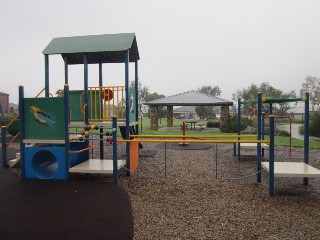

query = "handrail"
[
  {"left": 6, "top": 133, "right": 20, "bottom": 147},
  {"left": 69, "top": 145, "right": 93, "bottom": 154}
]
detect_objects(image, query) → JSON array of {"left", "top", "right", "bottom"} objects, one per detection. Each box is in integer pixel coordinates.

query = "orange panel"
[{"left": 130, "top": 139, "right": 139, "bottom": 172}]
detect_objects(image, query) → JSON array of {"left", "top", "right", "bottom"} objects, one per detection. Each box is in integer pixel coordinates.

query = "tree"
[
  {"left": 300, "top": 75, "right": 320, "bottom": 111},
  {"left": 232, "top": 81, "right": 297, "bottom": 116},
  {"left": 195, "top": 85, "right": 221, "bottom": 120}
]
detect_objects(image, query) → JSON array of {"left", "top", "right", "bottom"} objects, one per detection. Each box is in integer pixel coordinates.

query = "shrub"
[
  {"left": 7, "top": 119, "right": 19, "bottom": 136},
  {"left": 310, "top": 112, "right": 320, "bottom": 137},
  {"left": 220, "top": 116, "right": 253, "bottom": 133},
  {"left": 207, "top": 121, "right": 220, "bottom": 128},
  {"left": 275, "top": 129, "right": 290, "bottom": 137}
]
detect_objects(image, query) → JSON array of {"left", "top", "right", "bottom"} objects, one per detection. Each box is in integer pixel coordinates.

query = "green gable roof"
[{"left": 42, "top": 33, "right": 139, "bottom": 64}]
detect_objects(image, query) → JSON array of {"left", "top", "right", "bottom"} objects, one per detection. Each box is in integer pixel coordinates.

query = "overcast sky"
[{"left": 1, "top": 0, "right": 320, "bottom": 103}]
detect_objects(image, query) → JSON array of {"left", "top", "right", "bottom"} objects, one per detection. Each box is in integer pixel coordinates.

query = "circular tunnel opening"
[{"left": 32, "top": 150, "right": 58, "bottom": 179}]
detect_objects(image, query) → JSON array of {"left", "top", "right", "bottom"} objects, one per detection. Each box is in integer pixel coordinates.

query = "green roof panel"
[{"left": 42, "top": 33, "right": 139, "bottom": 64}]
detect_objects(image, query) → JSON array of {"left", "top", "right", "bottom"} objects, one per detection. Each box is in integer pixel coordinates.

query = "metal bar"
[
  {"left": 269, "top": 115, "right": 275, "bottom": 197},
  {"left": 118, "top": 139, "right": 270, "bottom": 144},
  {"left": 64, "top": 56, "right": 68, "bottom": 84},
  {"left": 19, "top": 86, "right": 25, "bottom": 178},
  {"left": 257, "top": 92, "right": 262, "bottom": 183},
  {"left": 64, "top": 84, "right": 70, "bottom": 179},
  {"left": 165, "top": 142, "right": 167, "bottom": 178},
  {"left": 135, "top": 60, "right": 139, "bottom": 135},
  {"left": 112, "top": 117, "right": 118, "bottom": 183},
  {"left": 45, "top": 55, "right": 49, "bottom": 97},
  {"left": 304, "top": 92, "right": 309, "bottom": 186},
  {"left": 83, "top": 54, "right": 89, "bottom": 124},
  {"left": 69, "top": 146, "right": 93, "bottom": 154},
  {"left": 1, "top": 126, "right": 7, "bottom": 167},
  {"left": 237, "top": 99, "right": 241, "bottom": 159},
  {"left": 129, "top": 134, "right": 257, "bottom": 138},
  {"left": 125, "top": 50, "right": 130, "bottom": 176}
]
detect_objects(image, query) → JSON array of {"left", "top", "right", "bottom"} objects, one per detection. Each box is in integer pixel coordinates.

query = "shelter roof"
[
  {"left": 144, "top": 91, "right": 233, "bottom": 106},
  {"left": 42, "top": 33, "right": 139, "bottom": 64}
]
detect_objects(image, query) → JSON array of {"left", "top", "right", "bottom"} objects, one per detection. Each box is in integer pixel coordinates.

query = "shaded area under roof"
[
  {"left": 42, "top": 33, "right": 139, "bottom": 64},
  {"left": 144, "top": 91, "right": 233, "bottom": 106}
]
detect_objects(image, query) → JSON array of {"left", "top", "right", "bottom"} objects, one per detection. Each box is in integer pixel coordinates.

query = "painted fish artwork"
[{"left": 29, "top": 106, "right": 56, "bottom": 127}]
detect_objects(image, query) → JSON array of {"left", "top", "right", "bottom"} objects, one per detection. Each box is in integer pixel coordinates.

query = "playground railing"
[{"left": 88, "top": 86, "right": 125, "bottom": 121}]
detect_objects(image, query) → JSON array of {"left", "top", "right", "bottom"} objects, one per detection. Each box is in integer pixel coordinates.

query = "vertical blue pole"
[
  {"left": 1, "top": 126, "right": 7, "bottom": 167},
  {"left": 269, "top": 115, "right": 275, "bottom": 197},
  {"left": 112, "top": 117, "right": 118, "bottom": 183},
  {"left": 269, "top": 103, "right": 273, "bottom": 114},
  {"left": 45, "top": 55, "right": 49, "bottom": 97},
  {"left": 99, "top": 62, "right": 104, "bottom": 160},
  {"left": 64, "top": 56, "right": 68, "bottom": 84},
  {"left": 257, "top": 92, "right": 262, "bottom": 183},
  {"left": 125, "top": 51, "right": 131, "bottom": 176},
  {"left": 83, "top": 54, "right": 89, "bottom": 124},
  {"left": 135, "top": 60, "right": 139, "bottom": 135},
  {"left": 262, "top": 112, "right": 265, "bottom": 157},
  {"left": 64, "top": 84, "right": 70, "bottom": 179},
  {"left": 304, "top": 92, "right": 309, "bottom": 186},
  {"left": 236, "top": 99, "right": 241, "bottom": 159},
  {"left": 19, "top": 86, "right": 25, "bottom": 178}
]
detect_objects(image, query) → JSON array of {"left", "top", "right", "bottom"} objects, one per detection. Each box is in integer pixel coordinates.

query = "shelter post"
[
  {"left": 150, "top": 106, "right": 158, "bottom": 130},
  {"left": 167, "top": 106, "right": 173, "bottom": 127},
  {"left": 44, "top": 54, "right": 49, "bottom": 97}
]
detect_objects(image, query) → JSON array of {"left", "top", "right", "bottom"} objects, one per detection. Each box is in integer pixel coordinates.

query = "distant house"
[
  {"left": 287, "top": 105, "right": 319, "bottom": 120},
  {"left": 0, "top": 92, "right": 9, "bottom": 114}
]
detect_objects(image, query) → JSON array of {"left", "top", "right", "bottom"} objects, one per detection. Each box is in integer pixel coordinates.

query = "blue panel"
[{"left": 24, "top": 147, "right": 67, "bottom": 180}]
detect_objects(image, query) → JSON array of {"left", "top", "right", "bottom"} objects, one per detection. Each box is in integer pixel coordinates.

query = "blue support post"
[
  {"left": 262, "top": 112, "right": 265, "bottom": 157},
  {"left": 64, "top": 56, "right": 68, "bottom": 84},
  {"left": 304, "top": 92, "right": 309, "bottom": 186},
  {"left": 64, "top": 84, "right": 70, "bottom": 179},
  {"left": 99, "top": 62, "right": 104, "bottom": 160},
  {"left": 83, "top": 54, "right": 89, "bottom": 124},
  {"left": 125, "top": 51, "right": 131, "bottom": 176},
  {"left": 112, "top": 117, "right": 119, "bottom": 183},
  {"left": 236, "top": 99, "right": 241, "bottom": 159},
  {"left": 19, "top": 86, "right": 25, "bottom": 178},
  {"left": 269, "top": 115, "right": 275, "bottom": 197},
  {"left": 1, "top": 126, "right": 7, "bottom": 167},
  {"left": 135, "top": 60, "right": 139, "bottom": 135},
  {"left": 269, "top": 103, "right": 273, "bottom": 114},
  {"left": 257, "top": 92, "right": 262, "bottom": 183},
  {"left": 45, "top": 55, "right": 49, "bottom": 97}
]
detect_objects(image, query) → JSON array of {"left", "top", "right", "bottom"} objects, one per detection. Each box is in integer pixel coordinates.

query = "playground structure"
[
  {"left": 1, "top": 33, "right": 319, "bottom": 196},
  {"left": 2, "top": 33, "right": 141, "bottom": 182}
]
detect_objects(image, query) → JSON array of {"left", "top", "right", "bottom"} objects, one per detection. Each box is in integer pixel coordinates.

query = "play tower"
[{"left": 19, "top": 33, "right": 140, "bottom": 180}]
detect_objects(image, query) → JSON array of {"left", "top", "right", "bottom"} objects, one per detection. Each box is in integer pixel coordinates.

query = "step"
[{"left": 9, "top": 158, "right": 20, "bottom": 168}]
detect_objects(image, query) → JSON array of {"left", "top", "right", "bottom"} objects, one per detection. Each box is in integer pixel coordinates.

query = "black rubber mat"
[{"left": 0, "top": 167, "right": 133, "bottom": 240}]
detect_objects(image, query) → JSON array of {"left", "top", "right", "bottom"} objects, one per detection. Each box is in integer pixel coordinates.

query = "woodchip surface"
[{"left": 114, "top": 142, "right": 320, "bottom": 240}]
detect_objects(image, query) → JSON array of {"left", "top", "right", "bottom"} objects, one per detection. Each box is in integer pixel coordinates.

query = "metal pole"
[
  {"left": 257, "top": 92, "right": 262, "bottom": 183},
  {"left": 99, "top": 62, "right": 104, "bottom": 160},
  {"left": 1, "top": 126, "right": 7, "bottom": 167},
  {"left": 64, "top": 84, "right": 70, "bottom": 179},
  {"left": 45, "top": 55, "right": 49, "bottom": 97},
  {"left": 83, "top": 54, "right": 89, "bottom": 124},
  {"left": 112, "top": 117, "right": 118, "bottom": 183},
  {"left": 19, "top": 86, "right": 25, "bottom": 178},
  {"left": 135, "top": 60, "right": 139, "bottom": 135},
  {"left": 236, "top": 99, "right": 241, "bottom": 159},
  {"left": 303, "top": 93, "right": 309, "bottom": 186},
  {"left": 262, "top": 112, "right": 265, "bottom": 157},
  {"left": 64, "top": 56, "right": 68, "bottom": 85},
  {"left": 269, "top": 115, "right": 275, "bottom": 197},
  {"left": 125, "top": 50, "right": 130, "bottom": 176},
  {"left": 165, "top": 142, "right": 167, "bottom": 178}
]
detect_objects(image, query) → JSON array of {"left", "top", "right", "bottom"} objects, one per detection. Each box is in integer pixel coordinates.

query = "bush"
[
  {"left": 310, "top": 112, "right": 320, "bottom": 137},
  {"left": 219, "top": 116, "right": 253, "bottom": 133},
  {"left": 7, "top": 119, "right": 19, "bottom": 136},
  {"left": 207, "top": 121, "right": 220, "bottom": 128},
  {"left": 275, "top": 129, "right": 290, "bottom": 137}
]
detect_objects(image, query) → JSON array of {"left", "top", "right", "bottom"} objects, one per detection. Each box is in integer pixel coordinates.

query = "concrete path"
[{"left": 277, "top": 123, "right": 320, "bottom": 141}]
